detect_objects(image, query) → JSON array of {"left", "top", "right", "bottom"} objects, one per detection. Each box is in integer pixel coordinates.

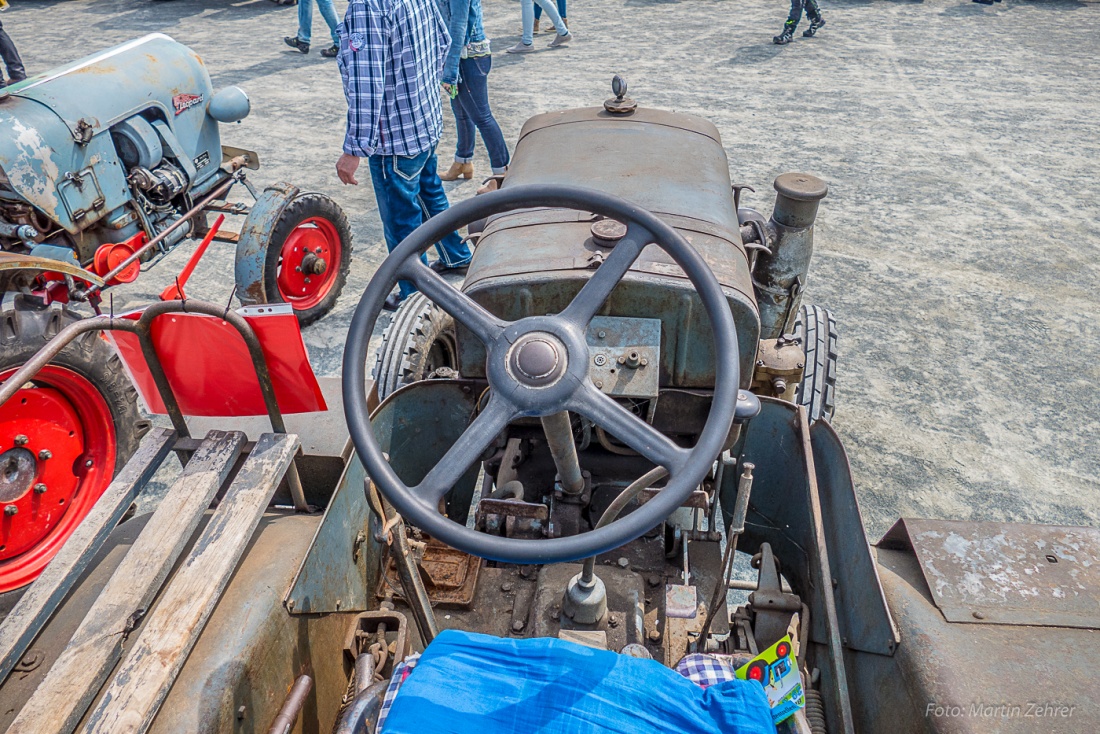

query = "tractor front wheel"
[
  {"left": 0, "top": 297, "right": 149, "bottom": 593},
  {"left": 372, "top": 292, "right": 458, "bottom": 403},
  {"left": 793, "top": 304, "right": 838, "bottom": 424}
]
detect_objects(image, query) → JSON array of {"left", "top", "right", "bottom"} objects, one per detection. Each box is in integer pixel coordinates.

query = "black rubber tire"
[
  {"left": 263, "top": 192, "right": 353, "bottom": 327},
  {"left": 372, "top": 292, "right": 458, "bottom": 402},
  {"left": 793, "top": 304, "right": 838, "bottom": 424},
  {"left": 0, "top": 296, "right": 150, "bottom": 481}
]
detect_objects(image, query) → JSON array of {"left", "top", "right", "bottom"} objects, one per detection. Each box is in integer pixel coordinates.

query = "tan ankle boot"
[
  {"left": 533, "top": 18, "right": 540, "bottom": 34},
  {"left": 440, "top": 161, "right": 474, "bottom": 181}
]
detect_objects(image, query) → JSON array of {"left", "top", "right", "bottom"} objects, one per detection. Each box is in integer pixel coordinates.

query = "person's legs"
[
  {"left": 802, "top": 0, "right": 825, "bottom": 35},
  {"left": 451, "top": 94, "right": 476, "bottom": 164},
  {"left": 534, "top": 0, "right": 567, "bottom": 35},
  {"left": 368, "top": 154, "right": 432, "bottom": 299},
  {"left": 786, "top": 0, "right": 805, "bottom": 29},
  {"left": 774, "top": 0, "right": 803, "bottom": 43},
  {"left": 297, "top": 0, "right": 314, "bottom": 45},
  {"left": 316, "top": 0, "right": 340, "bottom": 45},
  {"left": 416, "top": 150, "right": 472, "bottom": 268},
  {"left": 558, "top": 0, "right": 567, "bottom": 21},
  {"left": 0, "top": 21, "right": 27, "bottom": 85},
  {"left": 520, "top": 0, "right": 536, "bottom": 46},
  {"left": 456, "top": 57, "right": 510, "bottom": 173}
]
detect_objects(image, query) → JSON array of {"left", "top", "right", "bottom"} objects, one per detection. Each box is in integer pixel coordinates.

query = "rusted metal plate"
[
  {"left": 377, "top": 541, "right": 481, "bottom": 608},
  {"left": 665, "top": 584, "right": 698, "bottom": 619},
  {"left": 286, "top": 454, "right": 371, "bottom": 614},
  {"left": 586, "top": 316, "right": 661, "bottom": 398},
  {"left": 881, "top": 518, "right": 1100, "bottom": 628}
]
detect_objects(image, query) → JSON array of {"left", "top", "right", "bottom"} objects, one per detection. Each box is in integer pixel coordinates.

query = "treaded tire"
[
  {"left": 263, "top": 192, "right": 352, "bottom": 327},
  {"left": 793, "top": 304, "right": 838, "bottom": 424},
  {"left": 0, "top": 296, "right": 150, "bottom": 589},
  {"left": 372, "top": 293, "right": 458, "bottom": 402}
]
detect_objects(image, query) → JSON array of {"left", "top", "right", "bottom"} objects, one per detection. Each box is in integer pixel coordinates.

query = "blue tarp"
[{"left": 382, "top": 630, "right": 775, "bottom": 734}]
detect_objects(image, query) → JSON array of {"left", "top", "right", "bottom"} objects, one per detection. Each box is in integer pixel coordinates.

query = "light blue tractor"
[{"left": 0, "top": 34, "right": 350, "bottom": 591}]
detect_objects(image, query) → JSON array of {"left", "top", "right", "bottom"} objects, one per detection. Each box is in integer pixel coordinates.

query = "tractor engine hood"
[
  {"left": 461, "top": 106, "right": 760, "bottom": 389},
  {"left": 0, "top": 34, "right": 233, "bottom": 233}
]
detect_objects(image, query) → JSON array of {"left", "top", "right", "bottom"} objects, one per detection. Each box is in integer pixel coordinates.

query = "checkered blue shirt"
[{"left": 337, "top": 0, "right": 451, "bottom": 157}]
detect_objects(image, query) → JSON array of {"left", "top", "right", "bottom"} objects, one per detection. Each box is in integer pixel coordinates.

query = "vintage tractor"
[
  {"left": 0, "top": 33, "right": 351, "bottom": 590},
  {"left": 0, "top": 79, "right": 1094, "bottom": 734}
]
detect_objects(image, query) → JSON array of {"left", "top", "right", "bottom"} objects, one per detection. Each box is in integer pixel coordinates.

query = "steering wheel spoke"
[
  {"left": 560, "top": 222, "right": 652, "bottom": 327},
  {"left": 400, "top": 260, "right": 507, "bottom": 344},
  {"left": 412, "top": 392, "right": 517, "bottom": 504},
  {"left": 344, "top": 185, "right": 740, "bottom": 564},
  {"left": 568, "top": 382, "right": 689, "bottom": 474}
]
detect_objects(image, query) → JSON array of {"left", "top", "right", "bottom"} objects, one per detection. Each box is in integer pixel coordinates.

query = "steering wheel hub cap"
[{"left": 508, "top": 333, "right": 567, "bottom": 387}]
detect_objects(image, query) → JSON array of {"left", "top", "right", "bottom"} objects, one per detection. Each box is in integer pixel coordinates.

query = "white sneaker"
[
  {"left": 548, "top": 31, "right": 573, "bottom": 47},
  {"left": 506, "top": 41, "right": 537, "bottom": 54}
]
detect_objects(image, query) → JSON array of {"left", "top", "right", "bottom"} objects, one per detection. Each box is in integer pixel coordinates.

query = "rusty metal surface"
[
  {"left": 664, "top": 584, "right": 698, "bottom": 619},
  {"left": 286, "top": 453, "right": 370, "bottom": 615},
  {"left": 377, "top": 540, "right": 481, "bottom": 608},
  {"left": 234, "top": 183, "right": 299, "bottom": 306},
  {"left": 153, "top": 513, "right": 357, "bottom": 734},
  {"left": 865, "top": 547, "right": 1100, "bottom": 732},
  {"left": 0, "top": 251, "right": 105, "bottom": 287},
  {"left": 586, "top": 316, "right": 661, "bottom": 399},
  {"left": 458, "top": 103, "right": 760, "bottom": 390},
  {"left": 880, "top": 518, "right": 1100, "bottom": 629}
]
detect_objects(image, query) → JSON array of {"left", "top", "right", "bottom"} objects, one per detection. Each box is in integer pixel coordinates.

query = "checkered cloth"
[
  {"left": 676, "top": 653, "right": 738, "bottom": 689},
  {"left": 375, "top": 652, "right": 419, "bottom": 733},
  {"left": 337, "top": 0, "right": 451, "bottom": 157}
]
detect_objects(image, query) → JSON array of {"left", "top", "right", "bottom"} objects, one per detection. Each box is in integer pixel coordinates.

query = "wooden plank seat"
[{"left": 5, "top": 429, "right": 299, "bottom": 734}]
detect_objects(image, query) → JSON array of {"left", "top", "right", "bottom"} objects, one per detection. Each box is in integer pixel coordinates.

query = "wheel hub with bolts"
[
  {"left": 0, "top": 364, "right": 116, "bottom": 590},
  {"left": 277, "top": 216, "right": 342, "bottom": 311}
]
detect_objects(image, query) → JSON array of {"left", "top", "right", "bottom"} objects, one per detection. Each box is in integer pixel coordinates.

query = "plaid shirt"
[{"left": 337, "top": 0, "right": 450, "bottom": 157}]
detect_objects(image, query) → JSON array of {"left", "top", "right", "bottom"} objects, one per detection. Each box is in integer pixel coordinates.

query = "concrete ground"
[{"left": 3, "top": 0, "right": 1098, "bottom": 538}]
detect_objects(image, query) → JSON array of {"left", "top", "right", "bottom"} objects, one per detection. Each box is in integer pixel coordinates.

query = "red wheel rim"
[
  {"left": 776, "top": 641, "right": 790, "bottom": 659},
  {"left": 276, "top": 216, "right": 342, "bottom": 311},
  {"left": 0, "top": 365, "right": 116, "bottom": 592}
]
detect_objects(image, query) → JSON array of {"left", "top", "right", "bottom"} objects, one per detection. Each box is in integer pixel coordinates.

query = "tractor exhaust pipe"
[{"left": 753, "top": 173, "right": 828, "bottom": 339}]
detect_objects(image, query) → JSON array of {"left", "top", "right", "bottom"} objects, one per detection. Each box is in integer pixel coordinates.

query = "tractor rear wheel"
[
  {"left": 372, "top": 292, "right": 458, "bottom": 403},
  {"left": 793, "top": 304, "right": 838, "bottom": 424},
  {"left": 0, "top": 297, "right": 149, "bottom": 593},
  {"left": 263, "top": 193, "right": 352, "bottom": 328}
]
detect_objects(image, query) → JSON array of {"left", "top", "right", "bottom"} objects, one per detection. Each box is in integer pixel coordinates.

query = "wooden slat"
[
  {"left": 6, "top": 430, "right": 246, "bottom": 734},
  {"left": 0, "top": 427, "right": 177, "bottom": 684},
  {"left": 82, "top": 433, "right": 300, "bottom": 734}
]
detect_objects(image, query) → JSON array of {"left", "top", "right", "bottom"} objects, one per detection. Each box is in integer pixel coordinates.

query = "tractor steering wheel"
[{"left": 343, "top": 185, "right": 741, "bottom": 564}]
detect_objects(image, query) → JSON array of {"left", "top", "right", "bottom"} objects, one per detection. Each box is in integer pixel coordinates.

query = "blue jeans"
[
  {"left": 298, "top": 0, "right": 339, "bottom": 46},
  {"left": 522, "top": 0, "right": 566, "bottom": 45},
  {"left": 450, "top": 56, "right": 510, "bottom": 173},
  {"left": 533, "top": 0, "right": 567, "bottom": 20},
  {"left": 368, "top": 148, "right": 472, "bottom": 299}
]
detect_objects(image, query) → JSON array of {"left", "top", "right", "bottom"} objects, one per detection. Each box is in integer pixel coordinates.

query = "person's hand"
[
  {"left": 441, "top": 82, "right": 457, "bottom": 99},
  {"left": 337, "top": 153, "right": 360, "bottom": 185}
]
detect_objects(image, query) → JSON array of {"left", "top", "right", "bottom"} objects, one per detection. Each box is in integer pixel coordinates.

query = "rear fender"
[
  {"left": 234, "top": 183, "right": 299, "bottom": 306},
  {"left": 0, "top": 252, "right": 105, "bottom": 293}
]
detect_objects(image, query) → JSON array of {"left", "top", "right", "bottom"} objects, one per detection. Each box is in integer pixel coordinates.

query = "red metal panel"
[{"left": 110, "top": 305, "right": 327, "bottom": 417}]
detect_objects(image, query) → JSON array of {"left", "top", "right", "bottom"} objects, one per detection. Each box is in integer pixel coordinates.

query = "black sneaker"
[
  {"left": 429, "top": 259, "right": 470, "bottom": 273},
  {"left": 284, "top": 36, "right": 309, "bottom": 54},
  {"left": 773, "top": 27, "right": 794, "bottom": 45},
  {"left": 803, "top": 17, "right": 825, "bottom": 37},
  {"left": 321, "top": 44, "right": 339, "bottom": 58}
]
